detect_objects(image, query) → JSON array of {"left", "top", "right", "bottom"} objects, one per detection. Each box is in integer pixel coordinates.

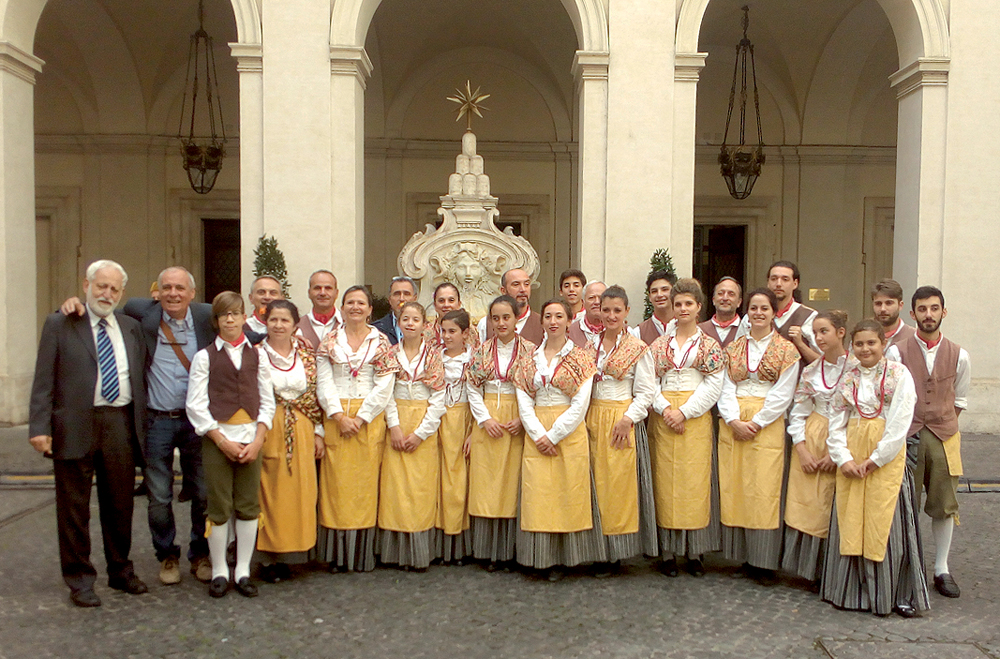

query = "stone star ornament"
[{"left": 447, "top": 81, "right": 490, "bottom": 131}]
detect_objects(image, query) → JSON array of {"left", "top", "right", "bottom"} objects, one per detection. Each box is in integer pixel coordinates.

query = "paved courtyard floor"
[{"left": 1, "top": 427, "right": 998, "bottom": 659}]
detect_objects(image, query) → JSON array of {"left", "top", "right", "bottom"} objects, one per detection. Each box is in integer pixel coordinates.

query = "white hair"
[
  {"left": 584, "top": 280, "right": 606, "bottom": 294},
  {"left": 157, "top": 266, "right": 196, "bottom": 290},
  {"left": 86, "top": 260, "right": 128, "bottom": 287}
]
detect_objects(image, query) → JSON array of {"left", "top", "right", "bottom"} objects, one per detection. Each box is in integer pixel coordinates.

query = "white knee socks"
[
  {"left": 932, "top": 516, "right": 954, "bottom": 576},
  {"left": 208, "top": 520, "right": 231, "bottom": 580},
  {"left": 234, "top": 518, "right": 259, "bottom": 582}
]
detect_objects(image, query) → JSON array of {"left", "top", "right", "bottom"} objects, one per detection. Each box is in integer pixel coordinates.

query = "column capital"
[
  {"left": 0, "top": 41, "right": 44, "bottom": 84},
  {"left": 330, "top": 46, "right": 373, "bottom": 89},
  {"left": 572, "top": 50, "right": 610, "bottom": 82},
  {"left": 229, "top": 43, "right": 262, "bottom": 73},
  {"left": 890, "top": 57, "right": 949, "bottom": 100},
  {"left": 674, "top": 52, "right": 707, "bottom": 82}
]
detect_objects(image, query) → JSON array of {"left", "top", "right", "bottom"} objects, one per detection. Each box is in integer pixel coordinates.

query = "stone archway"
[
  {"left": 673, "top": 0, "right": 951, "bottom": 295},
  {"left": 327, "top": 0, "right": 611, "bottom": 288},
  {"left": 0, "top": 0, "right": 261, "bottom": 423}
]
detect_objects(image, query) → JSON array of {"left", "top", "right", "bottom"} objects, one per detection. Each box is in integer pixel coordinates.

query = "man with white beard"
[{"left": 30, "top": 260, "right": 149, "bottom": 607}]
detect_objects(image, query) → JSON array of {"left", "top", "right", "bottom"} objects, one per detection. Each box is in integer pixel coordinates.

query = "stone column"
[
  {"left": 670, "top": 52, "right": 707, "bottom": 283},
  {"left": 572, "top": 51, "right": 609, "bottom": 282},
  {"left": 260, "top": 0, "right": 332, "bottom": 308},
  {"left": 889, "top": 58, "right": 949, "bottom": 295},
  {"left": 0, "top": 42, "right": 43, "bottom": 423},
  {"left": 330, "top": 46, "right": 372, "bottom": 287},
  {"left": 229, "top": 43, "right": 263, "bottom": 296}
]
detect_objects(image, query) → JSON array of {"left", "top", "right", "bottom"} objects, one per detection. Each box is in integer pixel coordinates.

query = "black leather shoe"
[
  {"left": 235, "top": 577, "right": 259, "bottom": 598},
  {"left": 70, "top": 589, "right": 101, "bottom": 608},
  {"left": 686, "top": 558, "right": 705, "bottom": 577},
  {"left": 485, "top": 561, "right": 498, "bottom": 573},
  {"left": 108, "top": 574, "right": 148, "bottom": 595},
  {"left": 934, "top": 573, "right": 961, "bottom": 598},
  {"left": 894, "top": 603, "right": 919, "bottom": 618},
  {"left": 546, "top": 567, "right": 565, "bottom": 582},
  {"left": 209, "top": 577, "right": 229, "bottom": 598},
  {"left": 660, "top": 559, "right": 679, "bottom": 577}
]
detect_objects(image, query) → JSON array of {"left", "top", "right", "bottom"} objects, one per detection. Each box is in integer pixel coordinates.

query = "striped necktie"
[{"left": 97, "top": 318, "right": 120, "bottom": 403}]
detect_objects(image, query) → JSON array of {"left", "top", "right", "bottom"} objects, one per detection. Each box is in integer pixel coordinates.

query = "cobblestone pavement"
[{"left": 1, "top": 427, "right": 998, "bottom": 659}]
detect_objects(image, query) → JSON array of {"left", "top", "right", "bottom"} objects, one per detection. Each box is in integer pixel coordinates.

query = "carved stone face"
[{"left": 454, "top": 249, "right": 484, "bottom": 287}]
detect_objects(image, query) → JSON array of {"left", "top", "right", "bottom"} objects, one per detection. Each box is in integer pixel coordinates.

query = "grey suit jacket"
[{"left": 29, "top": 311, "right": 147, "bottom": 461}]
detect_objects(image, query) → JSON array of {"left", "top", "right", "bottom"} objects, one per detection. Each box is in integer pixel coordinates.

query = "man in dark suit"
[
  {"left": 30, "top": 260, "right": 149, "bottom": 607},
  {"left": 373, "top": 276, "right": 418, "bottom": 345}
]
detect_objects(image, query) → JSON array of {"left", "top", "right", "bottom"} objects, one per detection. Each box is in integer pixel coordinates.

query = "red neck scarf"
[
  {"left": 775, "top": 299, "right": 794, "bottom": 319},
  {"left": 227, "top": 334, "right": 246, "bottom": 348},
  {"left": 313, "top": 309, "right": 336, "bottom": 325},
  {"left": 584, "top": 316, "right": 604, "bottom": 334},
  {"left": 918, "top": 333, "right": 942, "bottom": 350},
  {"left": 712, "top": 314, "right": 739, "bottom": 328}
]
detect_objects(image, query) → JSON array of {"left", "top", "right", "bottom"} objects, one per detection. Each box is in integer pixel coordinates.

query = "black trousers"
[{"left": 53, "top": 406, "right": 137, "bottom": 593}]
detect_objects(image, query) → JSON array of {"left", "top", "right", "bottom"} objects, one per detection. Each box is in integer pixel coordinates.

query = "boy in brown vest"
[
  {"left": 186, "top": 291, "right": 275, "bottom": 598},
  {"left": 888, "top": 285, "right": 970, "bottom": 599},
  {"left": 629, "top": 270, "right": 676, "bottom": 346}
]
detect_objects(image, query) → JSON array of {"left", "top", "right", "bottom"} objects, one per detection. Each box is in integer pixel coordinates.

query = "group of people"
[{"left": 29, "top": 258, "right": 968, "bottom": 621}]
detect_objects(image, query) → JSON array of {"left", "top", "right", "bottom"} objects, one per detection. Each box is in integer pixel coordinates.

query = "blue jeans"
[{"left": 145, "top": 414, "right": 208, "bottom": 562}]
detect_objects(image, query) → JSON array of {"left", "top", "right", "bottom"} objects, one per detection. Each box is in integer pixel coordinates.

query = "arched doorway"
[
  {"left": 674, "top": 0, "right": 950, "bottom": 319},
  {"left": 328, "top": 0, "right": 610, "bottom": 294},
  {"left": 0, "top": 0, "right": 259, "bottom": 423}
]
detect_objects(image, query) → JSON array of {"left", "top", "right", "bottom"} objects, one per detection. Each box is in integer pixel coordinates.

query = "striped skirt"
[
  {"left": 605, "top": 421, "right": 658, "bottom": 561},
  {"left": 378, "top": 529, "right": 435, "bottom": 569},
  {"left": 781, "top": 529, "right": 825, "bottom": 581},
  {"left": 820, "top": 468, "right": 930, "bottom": 615},
  {"left": 471, "top": 517, "right": 517, "bottom": 562},
  {"left": 432, "top": 528, "right": 473, "bottom": 563},
  {"left": 516, "top": 468, "right": 609, "bottom": 569},
  {"left": 658, "top": 428, "right": 721, "bottom": 560},
  {"left": 313, "top": 527, "right": 378, "bottom": 572}
]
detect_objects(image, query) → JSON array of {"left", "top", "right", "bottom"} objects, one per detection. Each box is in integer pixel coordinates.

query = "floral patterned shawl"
[
  {"left": 269, "top": 336, "right": 323, "bottom": 472},
  {"left": 514, "top": 344, "right": 598, "bottom": 398},
  {"left": 385, "top": 342, "right": 446, "bottom": 392},
  {"left": 317, "top": 326, "right": 398, "bottom": 378},
  {"left": 466, "top": 335, "right": 537, "bottom": 388},
  {"left": 833, "top": 358, "right": 905, "bottom": 415},
  {"left": 596, "top": 332, "right": 648, "bottom": 381},
  {"left": 725, "top": 333, "right": 800, "bottom": 383},
  {"left": 648, "top": 329, "right": 725, "bottom": 379}
]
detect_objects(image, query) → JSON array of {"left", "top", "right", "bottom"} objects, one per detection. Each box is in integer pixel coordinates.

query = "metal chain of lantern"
[
  {"left": 178, "top": 0, "right": 226, "bottom": 194},
  {"left": 719, "top": 5, "right": 765, "bottom": 200}
]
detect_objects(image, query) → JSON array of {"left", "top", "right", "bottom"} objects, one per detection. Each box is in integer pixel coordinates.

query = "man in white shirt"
[
  {"left": 871, "top": 278, "right": 916, "bottom": 349},
  {"left": 568, "top": 281, "right": 605, "bottom": 349},
  {"left": 735, "top": 260, "right": 819, "bottom": 363},
  {"left": 245, "top": 275, "right": 283, "bottom": 335},
  {"left": 297, "top": 270, "right": 343, "bottom": 349},
  {"left": 476, "top": 268, "right": 544, "bottom": 345},
  {"left": 699, "top": 276, "right": 742, "bottom": 349}
]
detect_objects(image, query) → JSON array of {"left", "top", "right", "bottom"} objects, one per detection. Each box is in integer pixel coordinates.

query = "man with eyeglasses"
[
  {"left": 373, "top": 276, "right": 418, "bottom": 345},
  {"left": 61, "top": 266, "right": 220, "bottom": 586}
]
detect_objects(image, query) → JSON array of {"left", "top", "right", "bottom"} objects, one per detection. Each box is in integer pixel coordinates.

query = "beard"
[
  {"left": 877, "top": 311, "right": 899, "bottom": 327},
  {"left": 87, "top": 294, "right": 118, "bottom": 316},
  {"left": 918, "top": 316, "right": 942, "bottom": 334}
]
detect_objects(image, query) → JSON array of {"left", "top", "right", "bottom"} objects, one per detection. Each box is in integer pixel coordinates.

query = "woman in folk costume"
[
  {"left": 255, "top": 300, "right": 324, "bottom": 584},
  {"left": 821, "top": 320, "right": 930, "bottom": 618},
  {"left": 423, "top": 282, "right": 481, "bottom": 353},
  {"left": 465, "top": 295, "right": 536, "bottom": 571},
  {"left": 315, "top": 286, "right": 397, "bottom": 573},
  {"left": 379, "top": 302, "right": 447, "bottom": 570},
  {"left": 514, "top": 298, "right": 605, "bottom": 581},
  {"left": 185, "top": 292, "right": 275, "bottom": 599},
  {"left": 584, "top": 286, "right": 658, "bottom": 576},
  {"left": 781, "top": 310, "right": 847, "bottom": 585},
  {"left": 436, "top": 310, "right": 475, "bottom": 565},
  {"left": 645, "top": 279, "right": 726, "bottom": 577},
  {"left": 717, "top": 288, "right": 799, "bottom": 584}
]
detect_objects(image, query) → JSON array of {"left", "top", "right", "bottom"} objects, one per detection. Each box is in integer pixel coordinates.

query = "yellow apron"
[
  {"left": 585, "top": 399, "right": 639, "bottom": 535},
  {"left": 318, "top": 399, "right": 386, "bottom": 530},
  {"left": 521, "top": 405, "right": 593, "bottom": 533},
  {"left": 437, "top": 403, "right": 472, "bottom": 534},
  {"left": 468, "top": 393, "right": 523, "bottom": 519},
  {"left": 717, "top": 396, "right": 785, "bottom": 530},
  {"left": 379, "top": 399, "right": 440, "bottom": 533},
  {"left": 835, "top": 417, "right": 906, "bottom": 562},
  {"left": 943, "top": 431, "right": 963, "bottom": 476},
  {"left": 784, "top": 412, "right": 837, "bottom": 538},
  {"left": 257, "top": 406, "right": 318, "bottom": 553},
  {"left": 647, "top": 391, "right": 713, "bottom": 530}
]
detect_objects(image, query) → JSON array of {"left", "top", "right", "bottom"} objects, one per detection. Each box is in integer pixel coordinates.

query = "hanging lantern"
[
  {"left": 178, "top": 0, "right": 226, "bottom": 194},
  {"left": 719, "top": 5, "right": 765, "bottom": 200}
]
